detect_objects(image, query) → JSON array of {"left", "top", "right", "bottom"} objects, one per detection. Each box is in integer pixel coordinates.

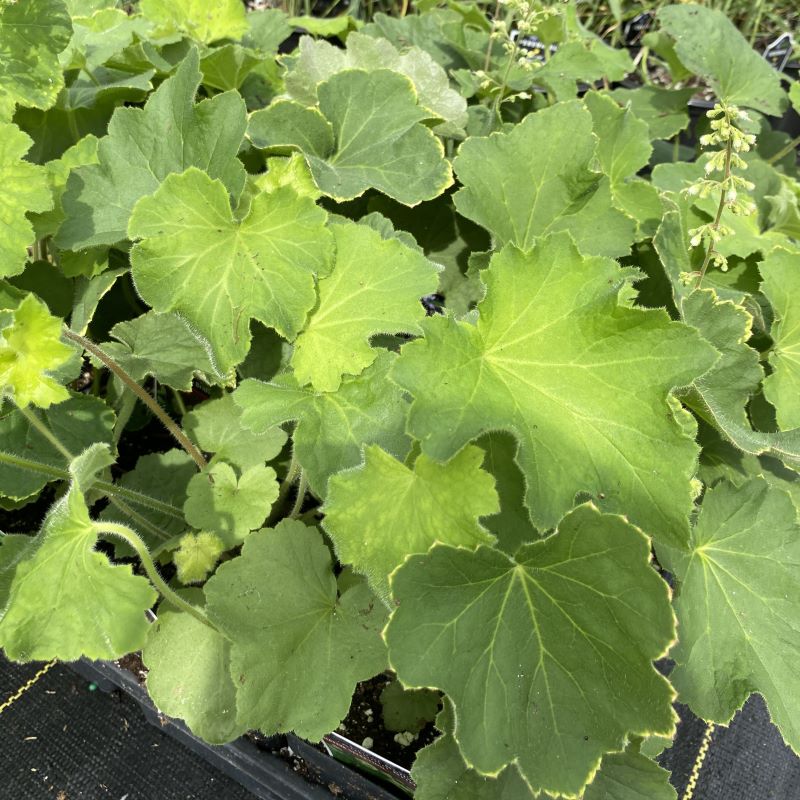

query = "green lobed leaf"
[
  {"left": 0, "top": 535, "right": 35, "bottom": 617},
  {"left": 184, "top": 393, "right": 286, "bottom": 471},
  {"left": 392, "top": 233, "right": 718, "bottom": 549},
  {"left": 452, "top": 101, "right": 636, "bottom": 258},
  {"left": 128, "top": 167, "right": 333, "bottom": 373},
  {"left": 56, "top": 49, "right": 248, "bottom": 251},
  {"left": 323, "top": 444, "right": 498, "bottom": 600},
  {"left": 234, "top": 351, "right": 411, "bottom": 497},
  {"left": 184, "top": 462, "right": 278, "bottom": 548},
  {"left": 139, "top": 0, "right": 248, "bottom": 43},
  {"left": 142, "top": 588, "right": 246, "bottom": 744},
  {"left": 582, "top": 749, "right": 677, "bottom": 800},
  {"left": 173, "top": 533, "right": 225, "bottom": 585},
  {"left": 59, "top": 8, "right": 148, "bottom": 72},
  {"left": 669, "top": 478, "right": 800, "bottom": 752},
  {"left": 204, "top": 521, "right": 388, "bottom": 741},
  {"left": 386, "top": 503, "right": 676, "bottom": 797},
  {"left": 0, "top": 123, "right": 52, "bottom": 279},
  {"left": 761, "top": 247, "right": 800, "bottom": 430},
  {"left": 248, "top": 69, "right": 453, "bottom": 205},
  {"left": 0, "top": 486, "right": 156, "bottom": 661},
  {"left": 291, "top": 221, "right": 439, "bottom": 392},
  {"left": 657, "top": 4, "right": 786, "bottom": 116},
  {"left": 200, "top": 44, "right": 262, "bottom": 92},
  {"left": 0, "top": 294, "right": 73, "bottom": 409},
  {"left": 0, "top": 0, "right": 72, "bottom": 119},
  {"left": 284, "top": 32, "right": 468, "bottom": 135},
  {"left": 101, "top": 311, "right": 221, "bottom": 391}
]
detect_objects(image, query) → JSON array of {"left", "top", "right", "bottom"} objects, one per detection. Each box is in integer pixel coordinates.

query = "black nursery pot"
[{"left": 68, "top": 659, "right": 413, "bottom": 800}]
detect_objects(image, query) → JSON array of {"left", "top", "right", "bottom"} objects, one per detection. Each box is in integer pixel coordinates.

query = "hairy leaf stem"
[
  {"left": 62, "top": 328, "right": 208, "bottom": 472},
  {"left": 94, "top": 521, "right": 219, "bottom": 632},
  {"left": 289, "top": 470, "right": 308, "bottom": 519},
  {"left": 767, "top": 134, "right": 800, "bottom": 166}
]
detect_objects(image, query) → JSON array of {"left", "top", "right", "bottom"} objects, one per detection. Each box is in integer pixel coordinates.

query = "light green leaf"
[
  {"left": 59, "top": 8, "right": 147, "bottom": 72},
  {"left": 248, "top": 69, "right": 453, "bottom": 205},
  {"left": 173, "top": 532, "right": 225, "bottom": 584},
  {"left": 0, "top": 124, "right": 52, "bottom": 278},
  {"left": 184, "top": 462, "right": 278, "bottom": 548},
  {"left": 323, "top": 444, "right": 498, "bottom": 600},
  {"left": 386, "top": 504, "right": 676, "bottom": 797},
  {"left": 200, "top": 44, "right": 262, "bottom": 92},
  {"left": 607, "top": 86, "right": 694, "bottom": 141},
  {"left": 0, "top": 487, "right": 156, "bottom": 661},
  {"left": 205, "top": 521, "right": 388, "bottom": 740},
  {"left": 184, "top": 393, "right": 286, "bottom": 470},
  {"left": 287, "top": 14, "right": 358, "bottom": 39},
  {"left": 68, "top": 441, "right": 114, "bottom": 494},
  {"left": 139, "top": 0, "right": 248, "bottom": 43},
  {"left": 379, "top": 680, "right": 440, "bottom": 734},
  {"left": 670, "top": 478, "right": 800, "bottom": 751},
  {"left": 250, "top": 154, "right": 321, "bottom": 201},
  {"left": 292, "top": 222, "right": 438, "bottom": 391},
  {"left": 762, "top": 247, "right": 800, "bottom": 430},
  {"left": 242, "top": 9, "right": 291, "bottom": 54},
  {"left": 0, "top": 535, "right": 35, "bottom": 617},
  {"left": 142, "top": 588, "right": 246, "bottom": 744},
  {"left": 393, "top": 233, "right": 717, "bottom": 549},
  {"left": 0, "top": 295, "right": 73, "bottom": 408},
  {"left": 70, "top": 266, "right": 125, "bottom": 335},
  {"left": 0, "top": 0, "right": 72, "bottom": 118},
  {"left": 583, "top": 749, "right": 677, "bottom": 800},
  {"left": 98, "top": 449, "right": 194, "bottom": 549},
  {"left": 285, "top": 33, "right": 467, "bottom": 135},
  {"left": 234, "top": 351, "right": 411, "bottom": 497},
  {"left": 57, "top": 49, "right": 247, "bottom": 250},
  {"left": 453, "top": 101, "right": 636, "bottom": 258},
  {"left": 679, "top": 288, "right": 800, "bottom": 469},
  {"left": 101, "top": 312, "right": 220, "bottom": 391},
  {"left": 657, "top": 4, "right": 786, "bottom": 115},
  {"left": 128, "top": 167, "right": 333, "bottom": 373}
]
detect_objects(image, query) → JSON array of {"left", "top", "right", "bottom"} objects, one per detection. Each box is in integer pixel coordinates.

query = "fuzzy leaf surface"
[
  {"left": 607, "top": 86, "right": 694, "bottom": 141},
  {"left": 57, "top": 50, "right": 247, "bottom": 250},
  {"left": 234, "top": 351, "right": 410, "bottom": 497},
  {"left": 393, "top": 234, "right": 717, "bottom": 549},
  {"left": 386, "top": 504, "right": 676, "bottom": 797},
  {"left": 657, "top": 4, "right": 786, "bottom": 115},
  {"left": 292, "top": 222, "right": 438, "bottom": 391},
  {"left": 248, "top": 69, "right": 452, "bottom": 205},
  {"left": 0, "top": 487, "right": 156, "bottom": 661},
  {"left": 184, "top": 393, "right": 286, "bottom": 471},
  {"left": 129, "top": 168, "right": 332, "bottom": 373},
  {"left": 0, "top": 536, "right": 35, "bottom": 615},
  {"left": 0, "top": 0, "right": 72, "bottom": 118},
  {"left": 184, "top": 462, "right": 277, "bottom": 548},
  {"left": 452, "top": 101, "right": 636, "bottom": 258},
  {"left": 0, "top": 124, "right": 52, "bottom": 279},
  {"left": 670, "top": 479, "right": 800, "bottom": 751},
  {"left": 143, "top": 590, "right": 245, "bottom": 744},
  {"left": 0, "top": 295, "right": 72, "bottom": 408},
  {"left": 205, "top": 521, "right": 388, "bottom": 740},
  {"left": 323, "top": 444, "right": 498, "bottom": 600}
]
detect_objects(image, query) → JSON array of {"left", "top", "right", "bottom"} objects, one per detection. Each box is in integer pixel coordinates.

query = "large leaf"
[
  {"left": 386, "top": 503, "right": 676, "bottom": 797},
  {"left": 583, "top": 749, "right": 677, "bottom": 800},
  {"left": 291, "top": 221, "right": 438, "bottom": 392},
  {"left": 607, "top": 86, "right": 694, "bottom": 141},
  {"left": 184, "top": 393, "right": 286, "bottom": 471},
  {"left": 657, "top": 4, "right": 786, "bottom": 115},
  {"left": 102, "top": 312, "right": 221, "bottom": 391},
  {"left": 0, "top": 486, "right": 156, "bottom": 661},
  {"left": 139, "top": 0, "right": 248, "bottom": 43},
  {"left": 0, "top": 0, "right": 72, "bottom": 119},
  {"left": 323, "top": 444, "right": 498, "bottom": 600},
  {"left": 0, "top": 124, "right": 52, "bottom": 279},
  {"left": 0, "top": 535, "right": 35, "bottom": 615},
  {"left": 452, "top": 100, "right": 636, "bottom": 258},
  {"left": 128, "top": 167, "right": 332, "bottom": 374},
  {"left": 248, "top": 69, "right": 452, "bottom": 205},
  {"left": 143, "top": 590, "right": 245, "bottom": 744},
  {"left": 670, "top": 479, "right": 800, "bottom": 752},
  {"left": 0, "top": 294, "right": 73, "bottom": 408},
  {"left": 761, "top": 247, "right": 800, "bottom": 430},
  {"left": 393, "top": 233, "right": 717, "bottom": 549},
  {"left": 234, "top": 351, "right": 411, "bottom": 497},
  {"left": 284, "top": 33, "right": 467, "bottom": 135},
  {"left": 56, "top": 49, "right": 247, "bottom": 250},
  {"left": 204, "top": 521, "right": 388, "bottom": 740}
]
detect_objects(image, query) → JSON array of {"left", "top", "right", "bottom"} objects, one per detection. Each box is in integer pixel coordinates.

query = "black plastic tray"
[{"left": 69, "top": 658, "right": 411, "bottom": 800}]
